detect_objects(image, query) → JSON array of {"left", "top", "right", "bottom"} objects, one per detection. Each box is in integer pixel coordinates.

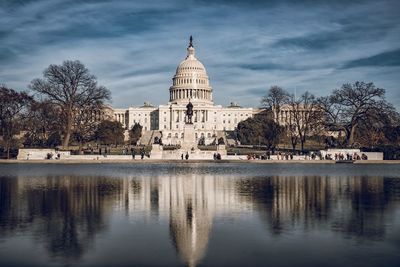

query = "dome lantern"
[{"left": 186, "top": 36, "right": 195, "bottom": 59}]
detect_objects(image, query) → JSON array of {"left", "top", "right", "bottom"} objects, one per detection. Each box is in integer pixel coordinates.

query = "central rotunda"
[
  {"left": 112, "top": 36, "right": 258, "bottom": 146},
  {"left": 169, "top": 36, "right": 213, "bottom": 105}
]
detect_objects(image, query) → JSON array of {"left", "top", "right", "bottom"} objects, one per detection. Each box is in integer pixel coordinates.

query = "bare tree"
[
  {"left": 24, "top": 100, "right": 62, "bottom": 147},
  {"left": 261, "top": 86, "right": 290, "bottom": 122},
  {"left": 73, "top": 103, "right": 105, "bottom": 152},
  {"left": 320, "top": 81, "right": 391, "bottom": 147},
  {"left": 0, "top": 86, "right": 33, "bottom": 158},
  {"left": 289, "top": 91, "right": 320, "bottom": 152},
  {"left": 29, "top": 60, "right": 110, "bottom": 148}
]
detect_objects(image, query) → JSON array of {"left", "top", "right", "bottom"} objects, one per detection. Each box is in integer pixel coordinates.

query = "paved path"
[{"left": 0, "top": 159, "right": 399, "bottom": 164}]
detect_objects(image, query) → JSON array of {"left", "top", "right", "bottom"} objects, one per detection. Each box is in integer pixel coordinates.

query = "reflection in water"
[
  {"left": 237, "top": 176, "right": 399, "bottom": 240},
  {"left": 0, "top": 166, "right": 399, "bottom": 267},
  {"left": 0, "top": 176, "right": 122, "bottom": 260}
]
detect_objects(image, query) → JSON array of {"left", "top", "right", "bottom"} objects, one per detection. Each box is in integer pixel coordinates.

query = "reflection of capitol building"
[
  {"left": 122, "top": 174, "right": 249, "bottom": 267},
  {"left": 1, "top": 173, "right": 397, "bottom": 266},
  {"left": 113, "top": 37, "right": 258, "bottom": 144}
]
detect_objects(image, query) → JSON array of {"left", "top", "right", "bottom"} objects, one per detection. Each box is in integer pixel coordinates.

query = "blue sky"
[{"left": 1, "top": 0, "right": 399, "bottom": 108}]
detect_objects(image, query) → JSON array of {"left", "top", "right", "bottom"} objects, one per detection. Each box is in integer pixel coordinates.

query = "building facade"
[{"left": 113, "top": 37, "right": 257, "bottom": 145}]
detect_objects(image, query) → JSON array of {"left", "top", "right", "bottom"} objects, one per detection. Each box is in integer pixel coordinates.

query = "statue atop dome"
[{"left": 189, "top": 35, "right": 193, "bottom": 47}]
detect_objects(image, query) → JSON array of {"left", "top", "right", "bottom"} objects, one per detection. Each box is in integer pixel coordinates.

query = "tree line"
[
  {"left": 0, "top": 60, "right": 142, "bottom": 158},
  {"left": 236, "top": 82, "right": 400, "bottom": 155}
]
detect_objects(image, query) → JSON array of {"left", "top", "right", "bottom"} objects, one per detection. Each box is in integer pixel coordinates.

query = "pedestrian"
[
  {"left": 131, "top": 147, "right": 135, "bottom": 159},
  {"left": 181, "top": 153, "right": 184, "bottom": 160},
  {"left": 140, "top": 148, "right": 145, "bottom": 159},
  {"left": 185, "top": 152, "right": 189, "bottom": 160}
]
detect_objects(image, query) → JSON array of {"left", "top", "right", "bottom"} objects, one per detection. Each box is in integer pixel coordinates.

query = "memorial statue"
[
  {"left": 189, "top": 35, "right": 193, "bottom": 47},
  {"left": 186, "top": 100, "right": 193, "bottom": 124}
]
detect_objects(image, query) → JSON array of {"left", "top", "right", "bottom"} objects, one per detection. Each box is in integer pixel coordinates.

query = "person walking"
[
  {"left": 185, "top": 152, "right": 189, "bottom": 160},
  {"left": 131, "top": 147, "right": 135, "bottom": 159},
  {"left": 140, "top": 148, "right": 145, "bottom": 160}
]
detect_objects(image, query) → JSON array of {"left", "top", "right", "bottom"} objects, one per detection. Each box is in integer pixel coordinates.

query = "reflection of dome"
[
  {"left": 170, "top": 205, "right": 212, "bottom": 267},
  {"left": 169, "top": 36, "right": 213, "bottom": 105},
  {"left": 167, "top": 175, "right": 214, "bottom": 267}
]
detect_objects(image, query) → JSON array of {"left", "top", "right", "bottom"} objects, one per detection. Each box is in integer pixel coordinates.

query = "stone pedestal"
[
  {"left": 217, "top": 144, "right": 227, "bottom": 156},
  {"left": 150, "top": 144, "right": 163, "bottom": 159},
  {"left": 181, "top": 123, "right": 197, "bottom": 151}
]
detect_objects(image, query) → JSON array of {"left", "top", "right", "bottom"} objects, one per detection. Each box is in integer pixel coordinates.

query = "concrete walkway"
[{"left": 0, "top": 159, "right": 399, "bottom": 164}]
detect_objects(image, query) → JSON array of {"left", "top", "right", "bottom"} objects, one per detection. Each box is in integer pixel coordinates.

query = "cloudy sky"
[{"left": 1, "top": 0, "right": 399, "bottom": 108}]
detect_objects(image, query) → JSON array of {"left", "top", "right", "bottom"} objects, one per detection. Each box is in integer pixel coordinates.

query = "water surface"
[{"left": 0, "top": 163, "right": 399, "bottom": 267}]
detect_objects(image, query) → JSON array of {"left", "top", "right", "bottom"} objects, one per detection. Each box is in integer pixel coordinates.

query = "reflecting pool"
[{"left": 0, "top": 163, "right": 400, "bottom": 267}]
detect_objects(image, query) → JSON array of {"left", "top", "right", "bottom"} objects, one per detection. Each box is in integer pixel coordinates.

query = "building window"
[{"left": 164, "top": 125, "right": 166, "bottom": 129}]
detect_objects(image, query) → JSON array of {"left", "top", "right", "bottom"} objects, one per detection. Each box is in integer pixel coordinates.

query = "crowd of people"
[
  {"left": 334, "top": 152, "right": 368, "bottom": 161},
  {"left": 246, "top": 150, "right": 369, "bottom": 161}
]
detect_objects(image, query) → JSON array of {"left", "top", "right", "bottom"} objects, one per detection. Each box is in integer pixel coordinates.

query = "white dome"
[
  {"left": 169, "top": 36, "right": 213, "bottom": 105},
  {"left": 176, "top": 47, "right": 207, "bottom": 74}
]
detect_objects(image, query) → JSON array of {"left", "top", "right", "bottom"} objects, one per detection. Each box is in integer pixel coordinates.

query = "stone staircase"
[
  {"left": 139, "top": 130, "right": 162, "bottom": 145},
  {"left": 215, "top": 130, "right": 233, "bottom": 145}
]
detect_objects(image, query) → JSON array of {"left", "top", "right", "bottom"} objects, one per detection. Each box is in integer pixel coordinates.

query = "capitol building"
[{"left": 112, "top": 37, "right": 258, "bottom": 145}]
